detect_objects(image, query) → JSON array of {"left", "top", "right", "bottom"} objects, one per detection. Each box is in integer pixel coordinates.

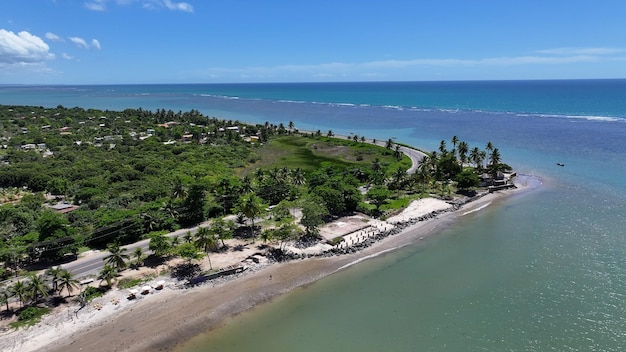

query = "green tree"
[
  {"left": 470, "top": 147, "right": 482, "bottom": 169},
  {"left": 211, "top": 217, "right": 233, "bottom": 247},
  {"left": 273, "top": 221, "right": 303, "bottom": 250},
  {"left": 103, "top": 242, "right": 130, "bottom": 271},
  {"left": 133, "top": 247, "right": 145, "bottom": 266},
  {"left": 36, "top": 209, "right": 72, "bottom": 242},
  {"left": 10, "top": 280, "right": 28, "bottom": 307},
  {"left": 313, "top": 185, "right": 345, "bottom": 215},
  {"left": 451, "top": 135, "right": 459, "bottom": 155},
  {"left": 194, "top": 227, "right": 217, "bottom": 269},
  {"left": 98, "top": 265, "right": 118, "bottom": 287},
  {"left": 194, "top": 227, "right": 217, "bottom": 254},
  {"left": 457, "top": 141, "right": 469, "bottom": 165},
  {"left": 45, "top": 266, "right": 63, "bottom": 293},
  {"left": 177, "top": 242, "right": 204, "bottom": 263},
  {"left": 57, "top": 269, "right": 79, "bottom": 297},
  {"left": 455, "top": 169, "right": 479, "bottom": 190},
  {"left": 300, "top": 197, "right": 328, "bottom": 236},
  {"left": 366, "top": 185, "right": 392, "bottom": 212},
  {"left": 0, "top": 285, "right": 12, "bottom": 312},
  {"left": 27, "top": 274, "right": 49, "bottom": 303},
  {"left": 149, "top": 233, "right": 172, "bottom": 257},
  {"left": 488, "top": 148, "right": 502, "bottom": 176},
  {"left": 385, "top": 138, "right": 394, "bottom": 150},
  {"left": 235, "top": 193, "right": 265, "bottom": 237},
  {"left": 179, "top": 183, "right": 207, "bottom": 226}
]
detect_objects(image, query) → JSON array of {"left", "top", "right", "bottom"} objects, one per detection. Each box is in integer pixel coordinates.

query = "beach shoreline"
[{"left": 1, "top": 176, "right": 539, "bottom": 352}]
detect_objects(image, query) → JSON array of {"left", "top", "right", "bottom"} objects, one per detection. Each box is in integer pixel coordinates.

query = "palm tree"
[
  {"left": 451, "top": 135, "right": 459, "bottom": 156},
  {"left": 0, "top": 285, "right": 12, "bottom": 312},
  {"left": 393, "top": 145, "right": 402, "bottom": 160},
  {"left": 133, "top": 247, "right": 145, "bottom": 266},
  {"left": 57, "top": 269, "right": 79, "bottom": 297},
  {"left": 182, "top": 231, "right": 194, "bottom": 244},
  {"left": 385, "top": 138, "right": 394, "bottom": 150},
  {"left": 236, "top": 193, "right": 264, "bottom": 237},
  {"left": 149, "top": 233, "right": 172, "bottom": 257},
  {"left": 486, "top": 141, "right": 494, "bottom": 152},
  {"left": 170, "top": 235, "right": 181, "bottom": 248},
  {"left": 27, "top": 274, "right": 49, "bottom": 303},
  {"left": 489, "top": 148, "right": 502, "bottom": 176},
  {"left": 171, "top": 177, "right": 187, "bottom": 200},
  {"left": 327, "top": 130, "right": 334, "bottom": 137},
  {"left": 103, "top": 242, "right": 130, "bottom": 272},
  {"left": 194, "top": 227, "right": 217, "bottom": 254},
  {"left": 470, "top": 147, "right": 482, "bottom": 169},
  {"left": 211, "top": 217, "right": 234, "bottom": 247},
  {"left": 194, "top": 227, "right": 217, "bottom": 269},
  {"left": 392, "top": 167, "right": 406, "bottom": 195},
  {"left": 162, "top": 201, "right": 179, "bottom": 220},
  {"left": 288, "top": 121, "right": 294, "bottom": 130},
  {"left": 240, "top": 175, "right": 254, "bottom": 194},
  {"left": 10, "top": 280, "right": 28, "bottom": 307},
  {"left": 45, "top": 266, "right": 63, "bottom": 293},
  {"left": 98, "top": 265, "right": 118, "bottom": 287},
  {"left": 438, "top": 140, "right": 447, "bottom": 154},
  {"left": 457, "top": 141, "right": 469, "bottom": 165},
  {"left": 254, "top": 168, "right": 265, "bottom": 182},
  {"left": 291, "top": 168, "right": 306, "bottom": 186}
]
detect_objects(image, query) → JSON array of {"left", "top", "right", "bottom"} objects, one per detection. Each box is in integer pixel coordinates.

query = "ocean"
[{"left": 1, "top": 80, "right": 625, "bottom": 351}]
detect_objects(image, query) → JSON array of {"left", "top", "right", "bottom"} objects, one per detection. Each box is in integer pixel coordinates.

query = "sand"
[{"left": 0, "top": 179, "right": 533, "bottom": 352}]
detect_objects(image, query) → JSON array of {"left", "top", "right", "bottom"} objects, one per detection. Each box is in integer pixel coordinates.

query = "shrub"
[
  {"left": 80, "top": 286, "right": 107, "bottom": 302},
  {"left": 117, "top": 278, "right": 143, "bottom": 289},
  {"left": 10, "top": 306, "right": 51, "bottom": 328}
]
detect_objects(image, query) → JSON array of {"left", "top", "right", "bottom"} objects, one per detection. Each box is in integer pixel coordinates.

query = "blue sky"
[{"left": 1, "top": 0, "right": 626, "bottom": 84}]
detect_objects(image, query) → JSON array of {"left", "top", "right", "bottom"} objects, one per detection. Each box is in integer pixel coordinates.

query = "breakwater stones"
[{"left": 278, "top": 205, "right": 462, "bottom": 260}]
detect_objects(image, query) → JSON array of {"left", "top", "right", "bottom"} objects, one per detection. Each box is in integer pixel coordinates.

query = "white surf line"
[{"left": 462, "top": 202, "right": 491, "bottom": 216}]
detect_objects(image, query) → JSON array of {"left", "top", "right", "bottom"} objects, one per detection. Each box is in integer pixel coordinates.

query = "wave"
[
  {"left": 462, "top": 202, "right": 491, "bottom": 216},
  {"left": 188, "top": 92, "right": 625, "bottom": 123}
]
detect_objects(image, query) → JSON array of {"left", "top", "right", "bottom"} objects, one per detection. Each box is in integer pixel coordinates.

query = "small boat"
[{"left": 556, "top": 163, "right": 565, "bottom": 167}]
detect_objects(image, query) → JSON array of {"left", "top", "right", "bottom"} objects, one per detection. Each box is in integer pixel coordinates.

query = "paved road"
[{"left": 63, "top": 222, "right": 211, "bottom": 279}]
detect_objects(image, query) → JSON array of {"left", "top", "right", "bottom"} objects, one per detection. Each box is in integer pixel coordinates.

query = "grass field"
[{"left": 239, "top": 135, "right": 411, "bottom": 175}]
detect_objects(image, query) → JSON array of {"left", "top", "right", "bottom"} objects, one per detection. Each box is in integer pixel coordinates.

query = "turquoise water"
[{"left": 2, "top": 80, "right": 625, "bottom": 351}]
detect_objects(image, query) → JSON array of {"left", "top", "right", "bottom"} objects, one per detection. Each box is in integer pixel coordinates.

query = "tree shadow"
[
  {"left": 143, "top": 254, "right": 169, "bottom": 269},
  {"left": 170, "top": 263, "right": 201, "bottom": 281}
]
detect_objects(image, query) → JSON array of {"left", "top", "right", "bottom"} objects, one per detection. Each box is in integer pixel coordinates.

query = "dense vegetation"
[{"left": 0, "top": 104, "right": 412, "bottom": 277}]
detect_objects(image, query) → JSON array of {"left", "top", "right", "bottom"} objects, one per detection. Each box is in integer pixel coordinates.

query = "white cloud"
[
  {"left": 61, "top": 52, "right": 75, "bottom": 60},
  {"left": 84, "top": 0, "right": 193, "bottom": 12},
  {"left": 0, "top": 29, "right": 55, "bottom": 65},
  {"left": 197, "top": 48, "right": 626, "bottom": 80},
  {"left": 85, "top": 0, "right": 106, "bottom": 11},
  {"left": 69, "top": 36, "right": 101, "bottom": 50},
  {"left": 69, "top": 36, "right": 89, "bottom": 48},
  {"left": 162, "top": 0, "right": 193, "bottom": 12},
  {"left": 536, "top": 47, "right": 624, "bottom": 56},
  {"left": 45, "top": 32, "right": 63, "bottom": 41}
]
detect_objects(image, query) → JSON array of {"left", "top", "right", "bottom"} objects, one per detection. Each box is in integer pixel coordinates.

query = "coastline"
[{"left": 6, "top": 176, "right": 538, "bottom": 352}]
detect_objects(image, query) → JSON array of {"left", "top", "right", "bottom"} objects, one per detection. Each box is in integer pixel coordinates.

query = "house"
[
  {"left": 48, "top": 202, "right": 79, "bottom": 214},
  {"left": 181, "top": 134, "right": 194, "bottom": 142}
]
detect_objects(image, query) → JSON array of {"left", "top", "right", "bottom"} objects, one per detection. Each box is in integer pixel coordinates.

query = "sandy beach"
[{"left": 0, "top": 177, "right": 534, "bottom": 352}]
